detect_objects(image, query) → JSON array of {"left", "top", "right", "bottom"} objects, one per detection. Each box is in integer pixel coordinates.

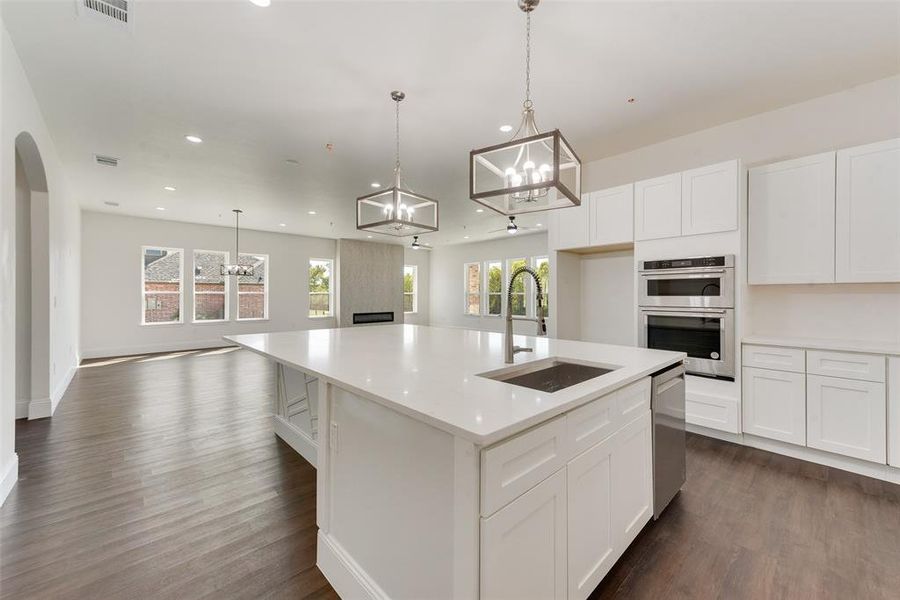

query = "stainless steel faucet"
[{"left": 505, "top": 266, "right": 547, "bottom": 363}]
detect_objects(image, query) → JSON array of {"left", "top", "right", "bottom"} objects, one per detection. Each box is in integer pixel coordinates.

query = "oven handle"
[
  {"left": 640, "top": 308, "right": 728, "bottom": 315},
  {"left": 639, "top": 268, "right": 728, "bottom": 276}
]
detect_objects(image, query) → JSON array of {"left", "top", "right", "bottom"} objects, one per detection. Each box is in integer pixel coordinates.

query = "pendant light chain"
[
  {"left": 395, "top": 96, "right": 401, "bottom": 175},
  {"left": 524, "top": 10, "right": 532, "bottom": 110}
]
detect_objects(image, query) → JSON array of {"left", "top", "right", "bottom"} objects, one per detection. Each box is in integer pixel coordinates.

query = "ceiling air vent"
[
  {"left": 94, "top": 154, "right": 119, "bottom": 167},
  {"left": 80, "top": 0, "right": 130, "bottom": 26}
]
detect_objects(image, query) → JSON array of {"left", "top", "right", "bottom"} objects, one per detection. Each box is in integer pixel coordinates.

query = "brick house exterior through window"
[
  {"left": 238, "top": 253, "right": 268, "bottom": 320},
  {"left": 142, "top": 246, "right": 183, "bottom": 324}
]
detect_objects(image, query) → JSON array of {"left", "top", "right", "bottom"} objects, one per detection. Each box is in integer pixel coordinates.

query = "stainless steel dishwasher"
[{"left": 651, "top": 362, "right": 686, "bottom": 519}]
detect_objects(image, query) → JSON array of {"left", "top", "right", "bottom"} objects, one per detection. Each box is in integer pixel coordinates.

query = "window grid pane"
[
  {"left": 534, "top": 256, "right": 550, "bottom": 316},
  {"left": 143, "top": 247, "right": 182, "bottom": 324},
  {"left": 193, "top": 250, "right": 228, "bottom": 322},
  {"left": 508, "top": 258, "right": 527, "bottom": 316},
  {"left": 238, "top": 254, "right": 268, "bottom": 320},
  {"left": 404, "top": 265, "right": 417, "bottom": 314},
  {"left": 486, "top": 261, "right": 502, "bottom": 316},
  {"left": 309, "top": 259, "right": 333, "bottom": 317},
  {"left": 465, "top": 263, "right": 481, "bottom": 315}
]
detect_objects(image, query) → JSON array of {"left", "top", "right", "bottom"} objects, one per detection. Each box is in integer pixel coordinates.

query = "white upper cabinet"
[
  {"left": 634, "top": 172, "right": 682, "bottom": 241},
  {"left": 589, "top": 184, "right": 634, "bottom": 246},
  {"left": 748, "top": 151, "right": 836, "bottom": 284},
  {"left": 549, "top": 193, "right": 590, "bottom": 251},
  {"left": 835, "top": 138, "right": 900, "bottom": 283},
  {"left": 681, "top": 160, "right": 739, "bottom": 236}
]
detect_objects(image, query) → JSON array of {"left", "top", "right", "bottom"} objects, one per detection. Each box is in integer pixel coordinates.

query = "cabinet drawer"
[
  {"left": 481, "top": 415, "right": 568, "bottom": 517},
  {"left": 742, "top": 344, "right": 805, "bottom": 373},
  {"left": 567, "top": 378, "right": 650, "bottom": 457},
  {"left": 807, "top": 350, "right": 885, "bottom": 382}
]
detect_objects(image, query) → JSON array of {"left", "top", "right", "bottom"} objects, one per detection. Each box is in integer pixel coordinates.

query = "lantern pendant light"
[
  {"left": 221, "top": 209, "right": 254, "bottom": 276},
  {"left": 469, "top": 0, "right": 582, "bottom": 215},
  {"left": 357, "top": 91, "right": 439, "bottom": 237}
]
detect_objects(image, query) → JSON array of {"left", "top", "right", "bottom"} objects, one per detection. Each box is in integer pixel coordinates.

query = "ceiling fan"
[
  {"left": 410, "top": 235, "right": 433, "bottom": 250},
  {"left": 488, "top": 216, "right": 541, "bottom": 235}
]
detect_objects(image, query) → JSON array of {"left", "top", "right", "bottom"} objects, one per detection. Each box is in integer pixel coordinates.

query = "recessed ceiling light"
[
  {"left": 163, "top": 186, "right": 176, "bottom": 192},
  {"left": 308, "top": 210, "right": 317, "bottom": 215},
  {"left": 249, "top": 0, "right": 271, "bottom": 6},
  {"left": 475, "top": 208, "right": 484, "bottom": 213},
  {"left": 464, "top": 235, "right": 470, "bottom": 239},
  {"left": 367, "top": 235, "right": 373, "bottom": 239},
  {"left": 185, "top": 135, "right": 203, "bottom": 144},
  {"left": 285, "top": 159, "right": 300, "bottom": 166},
  {"left": 370, "top": 182, "right": 381, "bottom": 188},
  {"left": 155, "top": 207, "right": 166, "bottom": 211},
  {"left": 499, "top": 125, "right": 513, "bottom": 133},
  {"left": 278, "top": 223, "right": 286, "bottom": 227},
  {"left": 536, "top": 223, "right": 542, "bottom": 227},
  {"left": 104, "top": 201, "right": 119, "bottom": 207}
]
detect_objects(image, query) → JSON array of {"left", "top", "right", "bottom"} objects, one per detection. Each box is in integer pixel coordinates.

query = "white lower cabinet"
[
  {"left": 889, "top": 358, "right": 900, "bottom": 468},
  {"left": 610, "top": 413, "right": 653, "bottom": 550},
  {"left": 742, "top": 367, "right": 806, "bottom": 445},
  {"left": 481, "top": 469, "right": 568, "bottom": 600},
  {"left": 806, "top": 374, "right": 886, "bottom": 463}
]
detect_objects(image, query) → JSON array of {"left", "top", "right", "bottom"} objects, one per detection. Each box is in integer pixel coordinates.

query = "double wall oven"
[{"left": 638, "top": 256, "right": 735, "bottom": 380}]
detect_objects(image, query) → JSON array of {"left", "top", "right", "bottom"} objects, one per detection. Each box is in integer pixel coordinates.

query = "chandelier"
[
  {"left": 221, "top": 209, "right": 253, "bottom": 276},
  {"left": 357, "top": 91, "right": 439, "bottom": 237},
  {"left": 469, "top": 0, "right": 581, "bottom": 215}
]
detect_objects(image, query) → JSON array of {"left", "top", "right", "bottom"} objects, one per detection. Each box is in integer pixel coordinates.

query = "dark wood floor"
[{"left": 2, "top": 349, "right": 899, "bottom": 599}]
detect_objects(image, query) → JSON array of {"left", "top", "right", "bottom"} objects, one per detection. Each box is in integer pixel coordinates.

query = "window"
[
  {"left": 309, "top": 258, "right": 333, "bottom": 317},
  {"left": 486, "top": 260, "right": 503, "bottom": 316},
  {"left": 142, "top": 246, "right": 183, "bottom": 325},
  {"left": 403, "top": 265, "right": 417, "bottom": 313},
  {"left": 507, "top": 257, "right": 527, "bottom": 316},
  {"left": 534, "top": 256, "right": 550, "bottom": 317},
  {"left": 464, "top": 262, "right": 481, "bottom": 315},
  {"left": 238, "top": 253, "right": 268, "bottom": 320},
  {"left": 193, "top": 250, "right": 229, "bottom": 322}
]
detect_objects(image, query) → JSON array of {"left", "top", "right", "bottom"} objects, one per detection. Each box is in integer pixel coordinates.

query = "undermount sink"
[{"left": 479, "top": 357, "right": 620, "bottom": 393}]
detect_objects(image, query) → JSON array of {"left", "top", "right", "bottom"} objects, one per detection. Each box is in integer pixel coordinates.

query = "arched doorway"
[{"left": 14, "top": 132, "right": 50, "bottom": 421}]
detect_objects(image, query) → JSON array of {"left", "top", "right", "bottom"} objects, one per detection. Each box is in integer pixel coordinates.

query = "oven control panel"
[{"left": 640, "top": 255, "right": 732, "bottom": 271}]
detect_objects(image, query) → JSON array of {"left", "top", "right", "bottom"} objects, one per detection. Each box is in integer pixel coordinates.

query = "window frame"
[
  {"left": 140, "top": 245, "right": 184, "bottom": 326},
  {"left": 463, "top": 262, "right": 482, "bottom": 316},
  {"left": 403, "top": 264, "right": 418, "bottom": 314},
  {"left": 485, "top": 259, "right": 504, "bottom": 317},
  {"left": 532, "top": 255, "right": 550, "bottom": 319},
  {"left": 308, "top": 257, "right": 334, "bottom": 319},
  {"left": 191, "top": 249, "right": 230, "bottom": 324},
  {"left": 237, "top": 252, "right": 270, "bottom": 321},
  {"left": 506, "top": 257, "right": 528, "bottom": 318}
]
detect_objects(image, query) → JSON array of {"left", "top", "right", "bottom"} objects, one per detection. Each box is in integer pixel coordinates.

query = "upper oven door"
[{"left": 638, "top": 267, "right": 734, "bottom": 308}]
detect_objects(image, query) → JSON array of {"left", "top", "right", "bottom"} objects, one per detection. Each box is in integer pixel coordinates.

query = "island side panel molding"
[
  {"left": 317, "top": 384, "right": 473, "bottom": 600},
  {"left": 272, "top": 363, "right": 319, "bottom": 468}
]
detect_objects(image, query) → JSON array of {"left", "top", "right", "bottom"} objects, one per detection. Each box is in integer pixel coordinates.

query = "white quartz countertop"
[
  {"left": 743, "top": 335, "right": 900, "bottom": 356},
  {"left": 226, "top": 325, "right": 684, "bottom": 445}
]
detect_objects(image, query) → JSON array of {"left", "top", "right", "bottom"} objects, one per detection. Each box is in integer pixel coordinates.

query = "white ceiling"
[{"left": 3, "top": 0, "right": 899, "bottom": 246}]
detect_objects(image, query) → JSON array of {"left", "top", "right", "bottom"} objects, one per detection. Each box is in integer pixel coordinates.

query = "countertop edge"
[
  {"left": 742, "top": 335, "right": 900, "bottom": 356},
  {"left": 226, "top": 334, "right": 684, "bottom": 446}
]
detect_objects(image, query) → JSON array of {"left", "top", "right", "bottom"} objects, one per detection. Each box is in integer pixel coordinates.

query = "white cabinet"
[
  {"left": 481, "top": 469, "right": 567, "bottom": 600},
  {"left": 748, "top": 152, "right": 836, "bottom": 284},
  {"left": 634, "top": 172, "right": 682, "bottom": 241},
  {"left": 681, "top": 160, "right": 739, "bottom": 236},
  {"left": 806, "top": 350, "right": 885, "bottom": 382},
  {"left": 742, "top": 367, "right": 806, "bottom": 445},
  {"left": 589, "top": 184, "right": 633, "bottom": 246},
  {"left": 807, "top": 374, "right": 886, "bottom": 463},
  {"left": 835, "top": 138, "right": 900, "bottom": 283},
  {"left": 889, "top": 357, "right": 900, "bottom": 468},
  {"left": 567, "top": 411, "right": 651, "bottom": 600},
  {"left": 549, "top": 193, "right": 590, "bottom": 251}
]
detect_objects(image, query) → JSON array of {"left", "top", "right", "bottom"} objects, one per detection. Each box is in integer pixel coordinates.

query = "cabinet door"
[
  {"left": 567, "top": 433, "right": 616, "bottom": 600},
  {"left": 807, "top": 375, "right": 886, "bottom": 463},
  {"left": 836, "top": 138, "right": 900, "bottom": 282},
  {"left": 681, "top": 160, "right": 739, "bottom": 236},
  {"left": 742, "top": 367, "right": 806, "bottom": 445},
  {"left": 481, "top": 469, "right": 567, "bottom": 600},
  {"left": 889, "top": 358, "right": 900, "bottom": 468},
  {"left": 748, "top": 152, "right": 836, "bottom": 284},
  {"left": 550, "top": 193, "right": 590, "bottom": 250},
  {"left": 590, "top": 184, "right": 633, "bottom": 246},
  {"left": 612, "top": 412, "right": 653, "bottom": 550},
  {"left": 634, "top": 173, "right": 682, "bottom": 241}
]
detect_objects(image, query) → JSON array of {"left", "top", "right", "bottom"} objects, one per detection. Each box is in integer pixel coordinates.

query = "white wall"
[
  {"left": 403, "top": 247, "right": 430, "bottom": 326},
  {"left": 14, "top": 151, "right": 30, "bottom": 418},
  {"left": 81, "top": 211, "right": 338, "bottom": 358},
  {"left": 429, "top": 232, "right": 548, "bottom": 334},
  {"left": 2, "top": 21, "right": 81, "bottom": 504},
  {"left": 582, "top": 75, "right": 900, "bottom": 345},
  {"left": 579, "top": 250, "right": 635, "bottom": 346}
]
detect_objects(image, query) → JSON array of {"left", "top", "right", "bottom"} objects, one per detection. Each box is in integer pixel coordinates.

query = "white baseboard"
[
  {"left": 687, "top": 423, "right": 900, "bottom": 485},
  {"left": 317, "top": 531, "right": 389, "bottom": 600},
  {"left": 15, "top": 400, "right": 29, "bottom": 420},
  {"left": 273, "top": 415, "right": 318, "bottom": 468},
  {"left": 80, "top": 339, "right": 236, "bottom": 360},
  {"left": 26, "top": 362, "right": 78, "bottom": 420},
  {"left": 0, "top": 453, "right": 19, "bottom": 507},
  {"left": 28, "top": 397, "right": 53, "bottom": 420}
]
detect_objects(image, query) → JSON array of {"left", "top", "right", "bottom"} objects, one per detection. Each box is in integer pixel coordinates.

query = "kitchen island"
[{"left": 226, "top": 325, "right": 684, "bottom": 600}]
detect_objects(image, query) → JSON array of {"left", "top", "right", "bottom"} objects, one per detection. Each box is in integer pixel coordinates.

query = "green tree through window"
[{"left": 309, "top": 259, "right": 332, "bottom": 317}]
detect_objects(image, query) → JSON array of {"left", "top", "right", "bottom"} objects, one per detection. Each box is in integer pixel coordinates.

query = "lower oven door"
[{"left": 639, "top": 308, "right": 735, "bottom": 380}]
